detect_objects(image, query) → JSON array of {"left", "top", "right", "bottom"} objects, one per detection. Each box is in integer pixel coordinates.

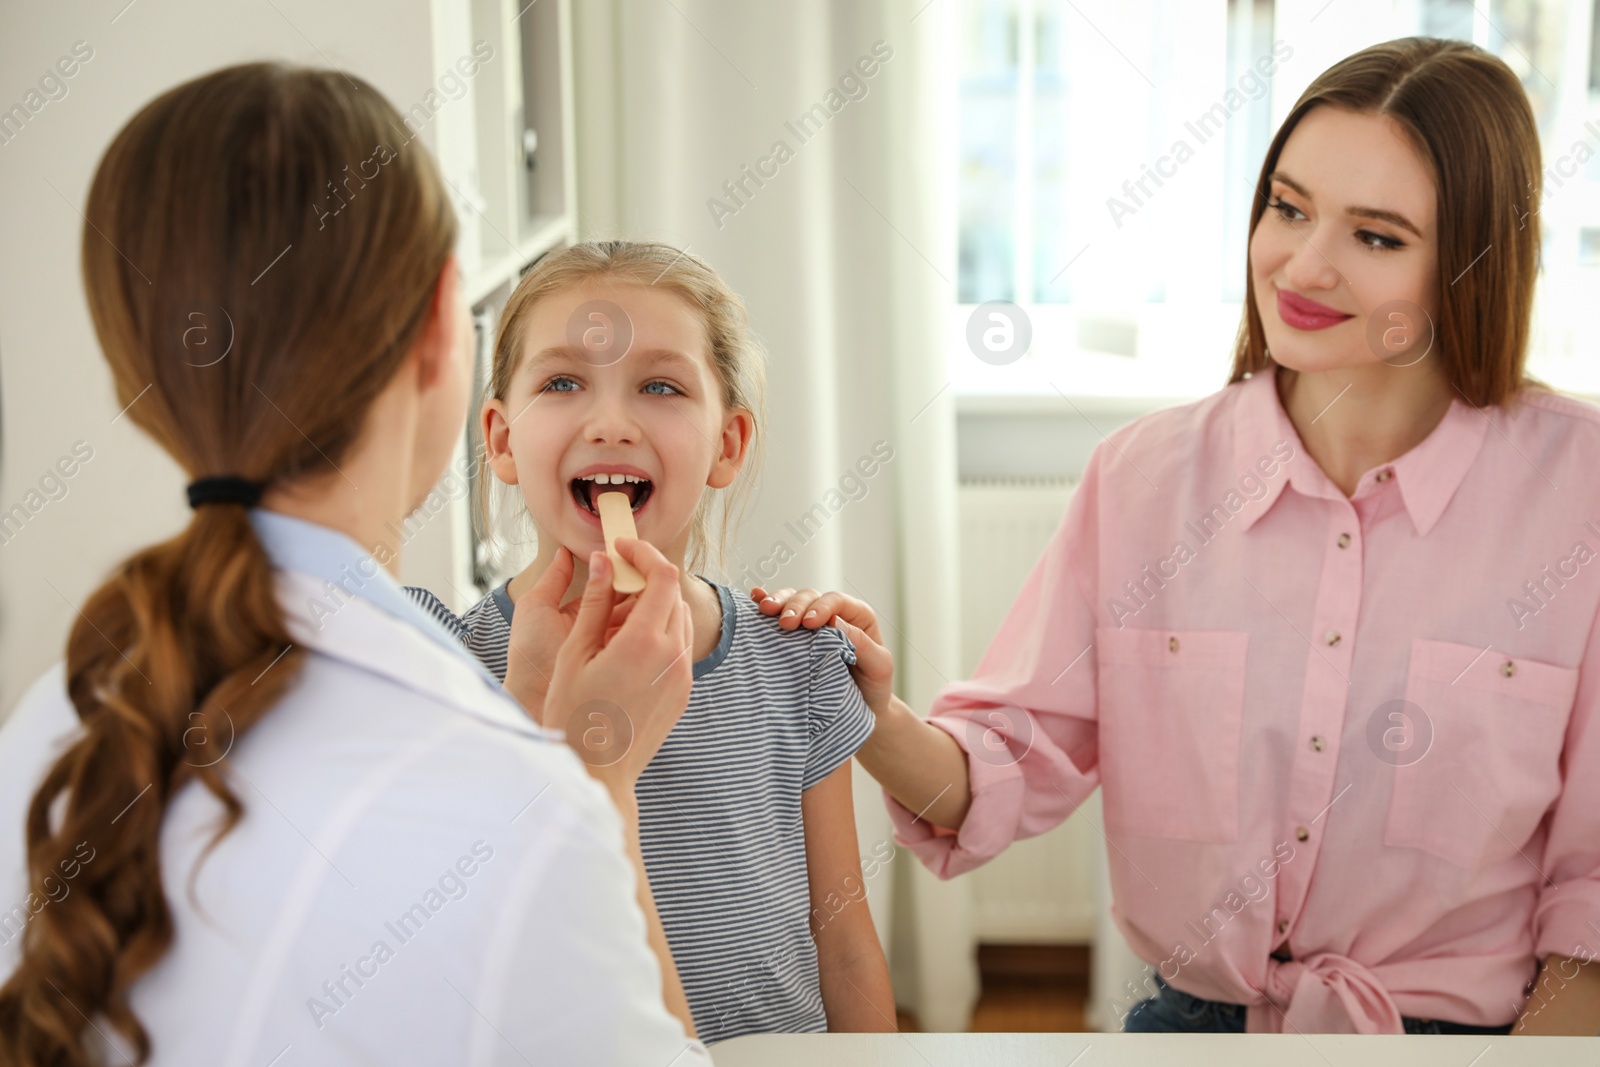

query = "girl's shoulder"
[
  {"left": 703, "top": 581, "right": 862, "bottom": 687},
  {"left": 460, "top": 581, "right": 514, "bottom": 635},
  {"left": 684, "top": 583, "right": 874, "bottom": 784},
  {"left": 402, "top": 582, "right": 514, "bottom": 682},
  {"left": 404, "top": 584, "right": 470, "bottom": 642}
]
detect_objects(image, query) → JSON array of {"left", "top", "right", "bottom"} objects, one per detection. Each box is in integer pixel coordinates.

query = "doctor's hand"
[
  {"left": 502, "top": 546, "right": 637, "bottom": 721},
  {"left": 544, "top": 541, "right": 693, "bottom": 797},
  {"left": 751, "top": 586, "right": 894, "bottom": 713}
]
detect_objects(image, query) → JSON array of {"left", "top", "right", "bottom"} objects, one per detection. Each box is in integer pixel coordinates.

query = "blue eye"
[
  {"left": 643, "top": 380, "right": 680, "bottom": 396},
  {"left": 542, "top": 376, "right": 580, "bottom": 393}
]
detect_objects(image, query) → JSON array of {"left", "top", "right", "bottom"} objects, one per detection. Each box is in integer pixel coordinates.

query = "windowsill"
[
  {"left": 956, "top": 391, "right": 1205, "bottom": 419},
  {"left": 954, "top": 379, "right": 1600, "bottom": 413},
  {"left": 946, "top": 303, "right": 1600, "bottom": 410},
  {"left": 952, "top": 375, "right": 1600, "bottom": 483}
]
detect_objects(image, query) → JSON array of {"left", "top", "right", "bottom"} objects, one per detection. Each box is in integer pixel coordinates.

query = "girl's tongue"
[{"left": 571, "top": 476, "right": 653, "bottom": 514}]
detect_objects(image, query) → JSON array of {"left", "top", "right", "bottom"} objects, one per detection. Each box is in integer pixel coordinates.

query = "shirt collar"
[
  {"left": 1232, "top": 369, "right": 1304, "bottom": 532},
  {"left": 248, "top": 509, "right": 502, "bottom": 689},
  {"left": 1232, "top": 366, "right": 1489, "bottom": 537}
]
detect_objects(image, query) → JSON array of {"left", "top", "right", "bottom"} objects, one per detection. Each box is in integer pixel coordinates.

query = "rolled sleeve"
[
  {"left": 884, "top": 442, "right": 1109, "bottom": 879},
  {"left": 1533, "top": 597, "right": 1600, "bottom": 963}
]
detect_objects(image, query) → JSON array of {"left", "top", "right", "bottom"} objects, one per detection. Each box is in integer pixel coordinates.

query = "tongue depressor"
[{"left": 596, "top": 491, "right": 648, "bottom": 594}]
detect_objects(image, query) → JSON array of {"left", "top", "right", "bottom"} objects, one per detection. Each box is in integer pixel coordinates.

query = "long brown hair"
[
  {"left": 480, "top": 241, "right": 768, "bottom": 574},
  {"left": 1229, "top": 37, "right": 1544, "bottom": 407},
  {"left": 0, "top": 64, "right": 455, "bottom": 1065}
]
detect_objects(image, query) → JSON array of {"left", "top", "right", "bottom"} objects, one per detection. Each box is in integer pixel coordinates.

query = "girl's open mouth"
[{"left": 570, "top": 473, "right": 653, "bottom": 515}]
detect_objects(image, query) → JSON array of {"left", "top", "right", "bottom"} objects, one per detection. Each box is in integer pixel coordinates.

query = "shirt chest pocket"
[
  {"left": 1385, "top": 638, "right": 1576, "bottom": 869},
  {"left": 1095, "top": 627, "right": 1249, "bottom": 843}
]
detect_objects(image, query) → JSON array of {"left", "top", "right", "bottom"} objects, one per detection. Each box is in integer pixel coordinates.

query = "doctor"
[{"left": 0, "top": 63, "right": 708, "bottom": 1065}]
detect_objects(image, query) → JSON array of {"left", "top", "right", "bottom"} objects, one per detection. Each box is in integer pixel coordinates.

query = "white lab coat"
[{"left": 0, "top": 561, "right": 712, "bottom": 1066}]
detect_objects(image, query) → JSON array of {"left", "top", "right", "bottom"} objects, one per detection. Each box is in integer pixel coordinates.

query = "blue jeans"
[{"left": 1122, "top": 975, "right": 1514, "bottom": 1035}]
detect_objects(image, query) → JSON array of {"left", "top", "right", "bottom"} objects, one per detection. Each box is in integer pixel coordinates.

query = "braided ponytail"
[{"left": 0, "top": 63, "right": 456, "bottom": 1065}]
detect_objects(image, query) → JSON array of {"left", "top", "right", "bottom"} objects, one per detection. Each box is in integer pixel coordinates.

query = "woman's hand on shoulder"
[{"left": 751, "top": 586, "right": 893, "bottom": 713}]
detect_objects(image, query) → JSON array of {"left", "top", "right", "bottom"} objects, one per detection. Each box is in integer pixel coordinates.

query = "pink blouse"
[{"left": 887, "top": 368, "right": 1600, "bottom": 1034}]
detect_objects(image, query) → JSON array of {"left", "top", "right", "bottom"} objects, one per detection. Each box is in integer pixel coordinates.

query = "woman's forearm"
[
  {"left": 610, "top": 790, "right": 697, "bottom": 1038},
  {"left": 1514, "top": 954, "right": 1600, "bottom": 1035},
  {"left": 854, "top": 696, "right": 972, "bottom": 831}
]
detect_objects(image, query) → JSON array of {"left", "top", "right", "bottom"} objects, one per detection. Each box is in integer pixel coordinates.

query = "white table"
[{"left": 710, "top": 1032, "right": 1600, "bottom": 1065}]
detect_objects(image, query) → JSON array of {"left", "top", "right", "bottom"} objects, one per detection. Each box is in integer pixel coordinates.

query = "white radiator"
[
  {"left": 958, "top": 478, "right": 1097, "bottom": 943},
  {"left": 957, "top": 477, "right": 1145, "bottom": 1031},
  {"left": 957, "top": 478, "right": 1078, "bottom": 683}
]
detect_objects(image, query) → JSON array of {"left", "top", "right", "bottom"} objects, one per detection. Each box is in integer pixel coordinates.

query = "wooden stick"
[{"left": 596, "top": 491, "right": 647, "bottom": 594}]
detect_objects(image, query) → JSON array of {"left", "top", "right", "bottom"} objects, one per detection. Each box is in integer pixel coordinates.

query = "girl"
[
  {"left": 405, "top": 241, "right": 897, "bottom": 1043},
  {"left": 0, "top": 65, "right": 708, "bottom": 1065},
  {"left": 756, "top": 38, "right": 1600, "bottom": 1036}
]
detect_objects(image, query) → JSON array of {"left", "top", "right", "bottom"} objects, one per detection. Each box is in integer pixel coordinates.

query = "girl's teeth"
[{"left": 579, "top": 473, "right": 649, "bottom": 485}]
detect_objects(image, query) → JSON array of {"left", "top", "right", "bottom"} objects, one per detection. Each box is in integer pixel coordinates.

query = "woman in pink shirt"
[{"left": 757, "top": 37, "right": 1600, "bottom": 1036}]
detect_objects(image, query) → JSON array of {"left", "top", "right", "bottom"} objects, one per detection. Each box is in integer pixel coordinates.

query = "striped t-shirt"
[{"left": 404, "top": 576, "right": 876, "bottom": 1044}]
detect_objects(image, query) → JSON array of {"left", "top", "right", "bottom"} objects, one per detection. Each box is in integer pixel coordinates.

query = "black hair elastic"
[{"left": 186, "top": 476, "right": 264, "bottom": 509}]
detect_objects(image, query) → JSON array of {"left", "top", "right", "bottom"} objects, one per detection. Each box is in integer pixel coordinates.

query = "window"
[{"left": 954, "top": 0, "right": 1600, "bottom": 398}]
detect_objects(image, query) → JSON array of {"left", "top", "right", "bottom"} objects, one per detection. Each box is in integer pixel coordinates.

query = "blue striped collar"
[{"left": 248, "top": 509, "right": 503, "bottom": 691}]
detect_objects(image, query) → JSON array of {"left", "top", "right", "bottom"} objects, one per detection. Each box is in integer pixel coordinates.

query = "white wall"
[{"left": 0, "top": 2, "right": 436, "bottom": 715}]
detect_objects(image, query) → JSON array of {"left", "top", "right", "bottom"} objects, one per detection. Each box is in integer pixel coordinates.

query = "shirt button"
[
  {"left": 1324, "top": 630, "right": 1341, "bottom": 646},
  {"left": 1295, "top": 826, "right": 1310, "bottom": 842},
  {"left": 1376, "top": 469, "right": 1393, "bottom": 483},
  {"left": 1169, "top": 636, "right": 1180, "bottom": 653},
  {"left": 1501, "top": 659, "right": 1516, "bottom": 677},
  {"left": 1278, "top": 918, "right": 1290, "bottom": 934},
  {"left": 1336, "top": 532, "right": 1351, "bottom": 549},
  {"left": 1310, "top": 735, "right": 1326, "bottom": 751}
]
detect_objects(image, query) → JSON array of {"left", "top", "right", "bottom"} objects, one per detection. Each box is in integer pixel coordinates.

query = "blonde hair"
[{"left": 480, "top": 241, "right": 767, "bottom": 574}]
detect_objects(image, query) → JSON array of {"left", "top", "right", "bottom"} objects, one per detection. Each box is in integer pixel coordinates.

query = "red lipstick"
[{"left": 1276, "top": 288, "right": 1354, "bottom": 331}]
